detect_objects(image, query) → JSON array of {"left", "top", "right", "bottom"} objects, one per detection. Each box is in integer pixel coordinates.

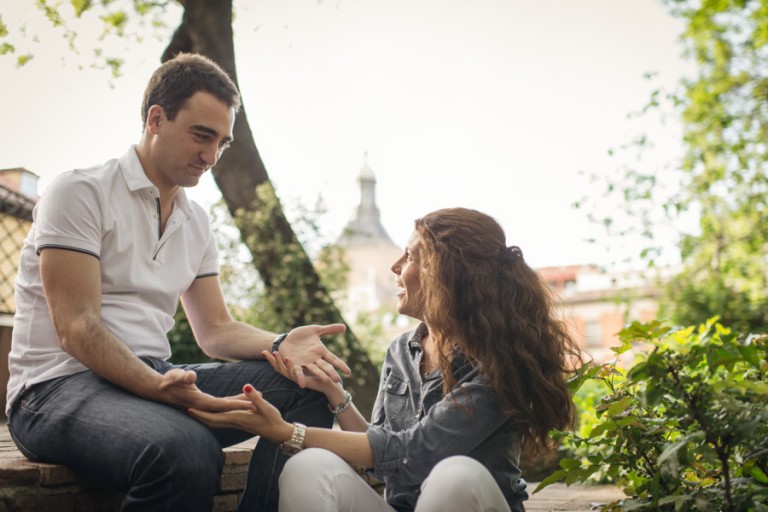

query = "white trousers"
[{"left": 278, "top": 448, "right": 512, "bottom": 512}]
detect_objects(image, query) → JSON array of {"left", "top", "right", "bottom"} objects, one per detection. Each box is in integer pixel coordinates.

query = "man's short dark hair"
[{"left": 141, "top": 53, "right": 241, "bottom": 125}]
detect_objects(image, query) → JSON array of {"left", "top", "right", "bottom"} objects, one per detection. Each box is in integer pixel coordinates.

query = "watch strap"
[{"left": 271, "top": 333, "right": 288, "bottom": 353}]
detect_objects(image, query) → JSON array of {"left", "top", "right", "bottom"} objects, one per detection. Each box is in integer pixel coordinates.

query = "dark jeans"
[{"left": 7, "top": 358, "right": 333, "bottom": 512}]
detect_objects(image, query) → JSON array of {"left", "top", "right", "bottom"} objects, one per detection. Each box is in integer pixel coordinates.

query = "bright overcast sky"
[{"left": 0, "top": 0, "right": 692, "bottom": 268}]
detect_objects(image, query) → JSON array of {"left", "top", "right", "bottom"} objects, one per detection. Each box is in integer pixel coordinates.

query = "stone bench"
[{"left": 0, "top": 421, "right": 255, "bottom": 512}]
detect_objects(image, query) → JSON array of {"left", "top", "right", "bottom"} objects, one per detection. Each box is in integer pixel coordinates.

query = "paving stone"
[{"left": 1, "top": 422, "right": 626, "bottom": 512}]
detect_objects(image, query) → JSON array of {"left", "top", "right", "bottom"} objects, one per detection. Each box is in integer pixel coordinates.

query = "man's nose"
[{"left": 201, "top": 143, "right": 220, "bottom": 166}]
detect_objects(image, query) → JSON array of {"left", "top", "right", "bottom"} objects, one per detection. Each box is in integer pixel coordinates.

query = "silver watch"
[{"left": 280, "top": 422, "right": 306, "bottom": 456}]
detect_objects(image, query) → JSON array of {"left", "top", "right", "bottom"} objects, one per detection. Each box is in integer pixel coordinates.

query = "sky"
[{"left": 0, "top": 0, "right": 693, "bottom": 269}]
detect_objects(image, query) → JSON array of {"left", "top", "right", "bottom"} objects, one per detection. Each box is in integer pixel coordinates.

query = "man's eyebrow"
[{"left": 191, "top": 124, "right": 233, "bottom": 143}]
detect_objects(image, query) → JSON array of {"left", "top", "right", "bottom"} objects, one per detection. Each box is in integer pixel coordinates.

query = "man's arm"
[
  {"left": 179, "top": 275, "right": 277, "bottom": 360},
  {"left": 181, "top": 275, "right": 351, "bottom": 385},
  {"left": 40, "top": 248, "right": 249, "bottom": 411}
]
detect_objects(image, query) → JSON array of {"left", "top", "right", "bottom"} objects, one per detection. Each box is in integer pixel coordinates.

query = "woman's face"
[{"left": 391, "top": 230, "right": 425, "bottom": 321}]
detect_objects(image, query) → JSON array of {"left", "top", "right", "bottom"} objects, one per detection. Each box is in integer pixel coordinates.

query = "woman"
[{"left": 190, "top": 207, "right": 581, "bottom": 511}]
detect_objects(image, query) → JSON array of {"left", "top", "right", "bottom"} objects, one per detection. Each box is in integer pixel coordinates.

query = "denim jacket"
[{"left": 366, "top": 324, "right": 528, "bottom": 511}]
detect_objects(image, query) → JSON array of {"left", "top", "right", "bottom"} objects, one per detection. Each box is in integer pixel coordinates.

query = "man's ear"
[{"left": 146, "top": 105, "right": 165, "bottom": 135}]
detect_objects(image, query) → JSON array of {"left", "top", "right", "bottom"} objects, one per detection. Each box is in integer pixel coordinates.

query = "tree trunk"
[{"left": 161, "top": 0, "right": 380, "bottom": 416}]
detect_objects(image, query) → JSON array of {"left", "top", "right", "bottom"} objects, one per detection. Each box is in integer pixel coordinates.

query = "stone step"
[
  {"left": 0, "top": 421, "right": 255, "bottom": 512},
  {"left": 1, "top": 422, "right": 625, "bottom": 511}
]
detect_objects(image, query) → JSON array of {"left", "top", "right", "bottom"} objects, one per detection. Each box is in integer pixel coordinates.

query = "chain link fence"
[
  {"left": 1, "top": 183, "right": 34, "bottom": 415},
  {"left": 0, "top": 185, "right": 34, "bottom": 316}
]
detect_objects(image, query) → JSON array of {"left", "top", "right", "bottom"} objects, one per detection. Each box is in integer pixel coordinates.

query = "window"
[{"left": 585, "top": 321, "right": 601, "bottom": 347}]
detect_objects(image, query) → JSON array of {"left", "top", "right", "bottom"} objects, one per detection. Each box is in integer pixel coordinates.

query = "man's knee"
[{"left": 144, "top": 425, "right": 224, "bottom": 484}]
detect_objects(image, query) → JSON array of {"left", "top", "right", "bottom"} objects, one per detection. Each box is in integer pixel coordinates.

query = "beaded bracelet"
[{"left": 328, "top": 391, "right": 353, "bottom": 414}]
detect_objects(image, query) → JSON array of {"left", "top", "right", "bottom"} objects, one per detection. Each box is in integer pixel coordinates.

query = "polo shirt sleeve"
[
  {"left": 35, "top": 171, "right": 104, "bottom": 258},
  {"left": 196, "top": 219, "right": 220, "bottom": 278}
]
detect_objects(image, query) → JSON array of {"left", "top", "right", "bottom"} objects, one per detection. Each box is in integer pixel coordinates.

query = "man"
[{"left": 6, "top": 53, "right": 349, "bottom": 512}]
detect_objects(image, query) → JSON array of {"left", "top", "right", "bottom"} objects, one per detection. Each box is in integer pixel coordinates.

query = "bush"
[{"left": 539, "top": 318, "right": 768, "bottom": 511}]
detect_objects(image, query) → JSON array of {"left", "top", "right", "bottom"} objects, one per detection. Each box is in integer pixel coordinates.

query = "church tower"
[
  {"left": 337, "top": 154, "right": 403, "bottom": 322},
  {"left": 338, "top": 152, "right": 393, "bottom": 245}
]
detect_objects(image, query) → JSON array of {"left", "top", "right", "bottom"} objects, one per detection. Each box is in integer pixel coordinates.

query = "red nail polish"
[{"left": 244, "top": 384, "right": 254, "bottom": 393}]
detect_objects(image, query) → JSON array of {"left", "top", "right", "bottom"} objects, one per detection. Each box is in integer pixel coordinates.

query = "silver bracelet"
[{"left": 328, "top": 391, "right": 353, "bottom": 414}]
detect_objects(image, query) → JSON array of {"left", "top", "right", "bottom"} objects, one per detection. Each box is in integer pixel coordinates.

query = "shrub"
[{"left": 539, "top": 318, "right": 768, "bottom": 511}]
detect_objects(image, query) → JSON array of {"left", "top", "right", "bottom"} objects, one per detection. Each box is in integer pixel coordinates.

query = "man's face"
[{"left": 149, "top": 91, "right": 235, "bottom": 190}]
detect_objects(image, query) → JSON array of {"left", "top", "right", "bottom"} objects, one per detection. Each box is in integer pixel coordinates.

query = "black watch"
[{"left": 271, "top": 333, "right": 288, "bottom": 353}]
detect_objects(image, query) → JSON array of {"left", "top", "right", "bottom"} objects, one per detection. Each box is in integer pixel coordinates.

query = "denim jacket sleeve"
[{"left": 366, "top": 366, "right": 511, "bottom": 490}]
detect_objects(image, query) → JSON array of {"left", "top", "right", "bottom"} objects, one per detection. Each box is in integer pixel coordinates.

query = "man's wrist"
[{"left": 271, "top": 333, "right": 288, "bottom": 353}]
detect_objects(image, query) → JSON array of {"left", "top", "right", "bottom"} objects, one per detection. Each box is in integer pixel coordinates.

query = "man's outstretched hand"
[{"left": 276, "top": 324, "right": 350, "bottom": 388}]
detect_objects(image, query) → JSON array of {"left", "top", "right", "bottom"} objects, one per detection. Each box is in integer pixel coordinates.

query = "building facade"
[{"left": 539, "top": 264, "right": 663, "bottom": 363}]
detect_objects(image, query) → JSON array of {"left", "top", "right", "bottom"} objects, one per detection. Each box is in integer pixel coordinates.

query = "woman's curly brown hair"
[{"left": 414, "top": 207, "right": 582, "bottom": 454}]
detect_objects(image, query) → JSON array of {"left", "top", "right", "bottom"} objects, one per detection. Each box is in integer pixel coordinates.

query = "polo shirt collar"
[{"left": 119, "top": 146, "right": 193, "bottom": 215}]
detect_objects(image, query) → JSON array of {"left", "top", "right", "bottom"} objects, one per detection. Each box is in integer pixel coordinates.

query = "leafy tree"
[
  {"left": 1, "top": 0, "right": 380, "bottom": 414},
  {"left": 576, "top": 0, "right": 768, "bottom": 335},
  {"left": 659, "top": 0, "right": 768, "bottom": 334}
]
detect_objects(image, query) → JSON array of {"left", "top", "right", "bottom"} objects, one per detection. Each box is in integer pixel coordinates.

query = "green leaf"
[
  {"left": 606, "top": 396, "right": 634, "bottom": 417},
  {"left": 559, "top": 458, "right": 581, "bottom": 470},
  {"left": 642, "top": 383, "right": 665, "bottom": 407},
  {"left": 706, "top": 346, "right": 740, "bottom": 371},
  {"left": 589, "top": 419, "right": 617, "bottom": 437},
  {"left": 736, "top": 344, "right": 762, "bottom": 369},
  {"left": 658, "top": 495, "right": 692, "bottom": 506},
  {"left": 532, "top": 469, "right": 566, "bottom": 493},
  {"left": 752, "top": 466, "right": 768, "bottom": 484},
  {"left": 70, "top": 0, "right": 92, "bottom": 17},
  {"left": 658, "top": 432, "right": 705, "bottom": 467},
  {"left": 101, "top": 10, "right": 128, "bottom": 31},
  {"left": 567, "top": 363, "right": 600, "bottom": 394},
  {"left": 16, "top": 53, "right": 33, "bottom": 66},
  {"left": 627, "top": 361, "right": 652, "bottom": 383}
]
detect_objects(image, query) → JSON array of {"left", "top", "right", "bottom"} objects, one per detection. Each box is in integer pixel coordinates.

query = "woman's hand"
[
  {"left": 188, "top": 384, "right": 294, "bottom": 443},
  {"left": 263, "top": 350, "right": 348, "bottom": 407}
]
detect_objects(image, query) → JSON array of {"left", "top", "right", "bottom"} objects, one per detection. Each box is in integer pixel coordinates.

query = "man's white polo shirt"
[{"left": 6, "top": 146, "right": 219, "bottom": 414}]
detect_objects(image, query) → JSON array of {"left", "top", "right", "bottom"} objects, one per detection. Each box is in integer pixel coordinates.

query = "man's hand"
[
  {"left": 155, "top": 369, "right": 253, "bottom": 412},
  {"left": 188, "top": 384, "right": 293, "bottom": 443},
  {"left": 263, "top": 350, "right": 345, "bottom": 400},
  {"left": 277, "top": 324, "right": 350, "bottom": 388}
]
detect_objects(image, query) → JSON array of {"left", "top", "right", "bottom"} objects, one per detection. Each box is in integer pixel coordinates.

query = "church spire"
[{"left": 338, "top": 152, "right": 393, "bottom": 245}]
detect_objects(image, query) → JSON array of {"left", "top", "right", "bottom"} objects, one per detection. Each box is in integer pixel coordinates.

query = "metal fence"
[{"left": 0, "top": 185, "right": 34, "bottom": 315}]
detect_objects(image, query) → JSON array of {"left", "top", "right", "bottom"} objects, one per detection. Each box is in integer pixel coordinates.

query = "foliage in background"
[
  {"left": 0, "top": 0, "right": 175, "bottom": 76},
  {"left": 169, "top": 195, "right": 350, "bottom": 364},
  {"left": 659, "top": 0, "right": 768, "bottom": 334},
  {"left": 575, "top": 0, "right": 768, "bottom": 335},
  {"left": 540, "top": 319, "right": 768, "bottom": 511}
]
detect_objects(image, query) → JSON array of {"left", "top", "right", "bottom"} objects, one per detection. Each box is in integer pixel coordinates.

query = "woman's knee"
[
  {"left": 417, "top": 456, "right": 510, "bottom": 512},
  {"left": 428, "top": 455, "right": 489, "bottom": 485},
  {"left": 281, "top": 448, "right": 348, "bottom": 490}
]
